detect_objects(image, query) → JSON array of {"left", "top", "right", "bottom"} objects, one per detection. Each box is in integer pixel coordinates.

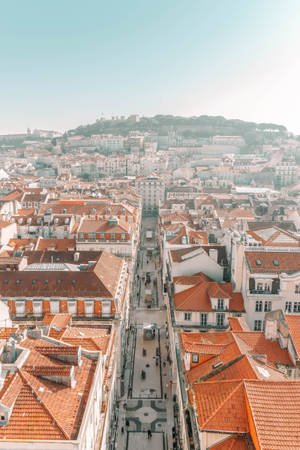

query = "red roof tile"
[
  {"left": 285, "top": 314, "right": 300, "bottom": 358},
  {"left": 245, "top": 251, "right": 300, "bottom": 274},
  {"left": 192, "top": 380, "right": 249, "bottom": 432},
  {"left": 245, "top": 380, "right": 300, "bottom": 450}
]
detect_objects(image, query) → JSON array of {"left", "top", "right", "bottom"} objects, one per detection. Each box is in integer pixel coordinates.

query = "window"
[
  {"left": 68, "top": 300, "right": 77, "bottom": 314},
  {"left": 295, "top": 285, "right": 300, "bottom": 294},
  {"left": 257, "top": 283, "right": 263, "bottom": 291},
  {"left": 294, "top": 302, "right": 300, "bottom": 313},
  {"left": 200, "top": 313, "right": 207, "bottom": 326},
  {"left": 254, "top": 320, "right": 262, "bottom": 331},
  {"left": 217, "top": 313, "right": 225, "bottom": 327},
  {"left": 255, "top": 301, "right": 263, "bottom": 312},
  {"left": 111, "top": 233, "right": 116, "bottom": 240},
  {"left": 88, "top": 232, "right": 96, "bottom": 241},
  {"left": 102, "top": 301, "right": 111, "bottom": 317},
  {"left": 50, "top": 300, "right": 60, "bottom": 314},
  {"left": 100, "top": 232, "right": 105, "bottom": 240},
  {"left": 184, "top": 313, "right": 191, "bottom": 321},
  {"left": 264, "top": 301, "right": 272, "bottom": 312},
  {"left": 285, "top": 301, "right": 292, "bottom": 313},
  {"left": 217, "top": 298, "right": 224, "bottom": 310},
  {"left": 0, "top": 415, "right": 5, "bottom": 421},
  {"left": 192, "top": 353, "right": 199, "bottom": 363}
]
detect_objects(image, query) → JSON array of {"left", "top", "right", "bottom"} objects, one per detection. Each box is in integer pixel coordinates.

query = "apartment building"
[
  {"left": 242, "top": 250, "right": 300, "bottom": 330},
  {"left": 76, "top": 216, "right": 135, "bottom": 257},
  {"left": 135, "top": 175, "right": 165, "bottom": 212},
  {"left": 0, "top": 315, "right": 117, "bottom": 449},
  {"left": 0, "top": 251, "right": 129, "bottom": 320}
]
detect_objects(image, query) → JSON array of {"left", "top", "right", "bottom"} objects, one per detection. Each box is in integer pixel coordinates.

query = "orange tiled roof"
[
  {"left": 36, "top": 238, "right": 76, "bottom": 251},
  {"left": 285, "top": 314, "right": 300, "bottom": 358},
  {"left": 192, "top": 380, "right": 249, "bottom": 432},
  {"left": 245, "top": 251, "right": 300, "bottom": 274},
  {"left": 228, "top": 317, "right": 250, "bottom": 332},
  {"left": 209, "top": 435, "right": 249, "bottom": 449},
  {"left": 174, "top": 280, "right": 245, "bottom": 312},
  {"left": 0, "top": 337, "right": 97, "bottom": 441},
  {"left": 187, "top": 341, "right": 243, "bottom": 383},
  {"left": 245, "top": 380, "right": 300, "bottom": 450},
  {"left": 233, "top": 332, "right": 293, "bottom": 368},
  {"left": 43, "top": 313, "right": 72, "bottom": 328},
  {"left": 173, "top": 272, "right": 212, "bottom": 285}
]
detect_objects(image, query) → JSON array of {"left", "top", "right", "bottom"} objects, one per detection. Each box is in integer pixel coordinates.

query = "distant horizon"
[{"left": 0, "top": 111, "right": 296, "bottom": 136}]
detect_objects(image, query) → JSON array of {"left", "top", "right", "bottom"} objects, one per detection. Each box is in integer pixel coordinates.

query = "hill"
[{"left": 68, "top": 114, "right": 287, "bottom": 144}]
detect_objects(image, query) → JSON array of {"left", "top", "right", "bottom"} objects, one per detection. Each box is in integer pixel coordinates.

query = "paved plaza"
[{"left": 115, "top": 217, "right": 176, "bottom": 450}]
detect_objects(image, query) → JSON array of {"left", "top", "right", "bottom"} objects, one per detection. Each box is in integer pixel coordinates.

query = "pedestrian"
[
  {"left": 126, "top": 420, "right": 129, "bottom": 428},
  {"left": 121, "top": 426, "right": 124, "bottom": 434},
  {"left": 147, "top": 429, "right": 152, "bottom": 439},
  {"left": 164, "top": 393, "right": 167, "bottom": 400}
]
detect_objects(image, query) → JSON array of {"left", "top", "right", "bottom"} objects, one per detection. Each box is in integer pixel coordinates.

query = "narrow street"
[{"left": 115, "top": 217, "right": 177, "bottom": 450}]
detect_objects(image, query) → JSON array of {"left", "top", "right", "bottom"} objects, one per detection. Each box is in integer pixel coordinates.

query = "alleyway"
[{"left": 115, "top": 217, "right": 177, "bottom": 450}]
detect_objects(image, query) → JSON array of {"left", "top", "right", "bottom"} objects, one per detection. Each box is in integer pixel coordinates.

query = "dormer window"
[
  {"left": 273, "top": 260, "right": 279, "bottom": 267},
  {"left": 256, "top": 259, "right": 262, "bottom": 266}
]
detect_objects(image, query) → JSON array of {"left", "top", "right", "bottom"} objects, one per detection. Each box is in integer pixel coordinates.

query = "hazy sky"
[{"left": 1, "top": 0, "right": 300, "bottom": 134}]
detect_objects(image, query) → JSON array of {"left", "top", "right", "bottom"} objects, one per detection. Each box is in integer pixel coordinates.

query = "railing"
[
  {"left": 178, "top": 323, "right": 228, "bottom": 330},
  {"left": 248, "top": 289, "right": 280, "bottom": 295}
]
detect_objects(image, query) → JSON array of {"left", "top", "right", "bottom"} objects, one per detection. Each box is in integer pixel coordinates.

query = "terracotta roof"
[
  {"left": 216, "top": 208, "right": 255, "bottom": 219},
  {"left": 233, "top": 332, "right": 293, "bottom": 367},
  {"left": 192, "top": 380, "right": 249, "bottom": 432},
  {"left": 174, "top": 281, "right": 245, "bottom": 312},
  {"left": 285, "top": 314, "right": 300, "bottom": 358},
  {"left": 245, "top": 380, "right": 300, "bottom": 450},
  {"left": 36, "top": 238, "right": 76, "bottom": 251},
  {"left": 208, "top": 354, "right": 285, "bottom": 382},
  {"left": 0, "top": 337, "right": 97, "bottom": 441},
  {"left": 208, "top": 435, "right": 249, "bottom": 449},
  {"left": 187, "top": 341, "right": 243, "bottom": 383},
  {"left": 78, "top": 218, "right": 130, "bottom": 233},
  {"left": 60, "top": 327, "right": 110, "bottom": 353},
  {"left": 228, "top": 317, "right": 250, "bottom": 332},
  {"left": 0, "top": 251, "right": 123, "bottom": 298},
  {"left": 245, "top": 251, "right": 300, "bottom": 274},
  {"left": 7, "top": 238, "right": 37, "bottom": 250},
  {"left": 173, "top": 272, "right": 212, "bottom": 285},
  {"left": 42, "top": 313, "right": 72, "bottom": 329}
]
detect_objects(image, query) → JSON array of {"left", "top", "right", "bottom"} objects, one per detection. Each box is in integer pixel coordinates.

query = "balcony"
[{"left": 248, "top": 289, "right": 280, "bottom": 296}]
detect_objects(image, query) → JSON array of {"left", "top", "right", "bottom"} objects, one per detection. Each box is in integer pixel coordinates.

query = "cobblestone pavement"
[{"left": 115, "top": 217, "right": 176, "bottom": 450}]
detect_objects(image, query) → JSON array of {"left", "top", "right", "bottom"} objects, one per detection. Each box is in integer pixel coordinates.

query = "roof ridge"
[
  {"left": 200, "top": 380, "right": 244, "bottom": 429},
  {"left": 18, "top": 369, "right": 69, "bottom": 439}
]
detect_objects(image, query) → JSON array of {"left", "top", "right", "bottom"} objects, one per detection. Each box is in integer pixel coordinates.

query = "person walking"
[{"left": 147, "top": 429, "right": 152, "bottom": 439}]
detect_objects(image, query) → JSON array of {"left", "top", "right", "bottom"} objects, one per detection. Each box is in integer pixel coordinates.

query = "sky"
[{"left": 0, "top": 0, "right": 300, "bottom": 134}]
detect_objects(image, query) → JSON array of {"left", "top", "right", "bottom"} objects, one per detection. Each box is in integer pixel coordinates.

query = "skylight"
[
  {"left": 273, "top": 260, "right": 279, "bottom": 266},
  {"left": 256, "top": 259, "right": 262, "bottom": 266}
]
